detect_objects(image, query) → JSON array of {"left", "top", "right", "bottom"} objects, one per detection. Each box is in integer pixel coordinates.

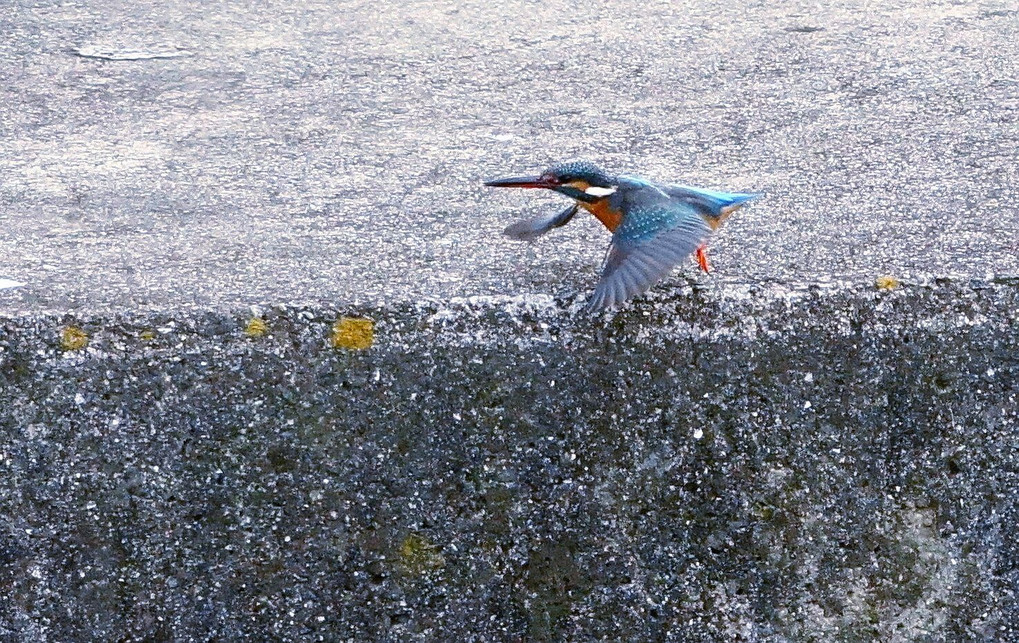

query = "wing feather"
[
  {"left": 586, "top": 205, "right": 711, "bottom": 312},
  {"left": 503, "top": 204, "right": 579, "bottom": 241}
]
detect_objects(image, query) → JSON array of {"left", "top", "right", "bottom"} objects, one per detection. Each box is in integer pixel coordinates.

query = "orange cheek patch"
[{"left": 565, "top": 179, "right": 592, "bottom": 192}]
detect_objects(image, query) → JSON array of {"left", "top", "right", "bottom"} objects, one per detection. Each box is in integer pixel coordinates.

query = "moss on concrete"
[
  {"left": 59, "top": 325, "right": 88, "bottom": 351},
  {"left": 331, "top": 317, "right": 374, "bottom": 350}
]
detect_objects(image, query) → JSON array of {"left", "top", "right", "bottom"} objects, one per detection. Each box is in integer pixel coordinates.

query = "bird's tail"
[
  {"left": 709, "top": 192, "right": 760, "bottom": 225},
  {"left": 720, "top": 192, "right": 760, "bottom": 208},
  {"left": 664, "top": 184, "right": 761, "bottom": 221}
]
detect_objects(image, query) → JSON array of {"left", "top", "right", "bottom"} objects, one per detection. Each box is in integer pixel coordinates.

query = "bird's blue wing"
[
  {"left": 586, "top": 203, "right": 711, "bottom": 312},
  {"left": 503, "top": 204, "right": 579, "bottom": 241},
  {"left": 621, "top": 175, "right": 759, "bottom": 219}
]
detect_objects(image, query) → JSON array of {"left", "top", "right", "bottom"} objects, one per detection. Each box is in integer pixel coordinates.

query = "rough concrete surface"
[
  {"left": 1, "top": 0, "right": 1019, "bottom": 641},
  {"left": 2, "top": 283, "right": 1019, "bottom": 641},
  {"left": 1, "top": 0, "right": 1018, "bottom": 310}
]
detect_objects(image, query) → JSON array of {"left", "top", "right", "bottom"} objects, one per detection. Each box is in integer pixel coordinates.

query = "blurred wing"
[
  {"left": 503, "top": 204, "right": 579, "bottom": 241},
  {"left": 586, "top": 210, "right": 710, "bottom": 312}
]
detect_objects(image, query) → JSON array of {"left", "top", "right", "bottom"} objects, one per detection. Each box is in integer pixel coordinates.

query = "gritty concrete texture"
[
  {"left": 1, "top": 281, "right": 1018, "bottom": 641},
  {"left": 0, "top": 0, "right": 1018, "bottom": 311},
  {"left": 2, "top": 0, "right": 1019, "bottom": 641}
]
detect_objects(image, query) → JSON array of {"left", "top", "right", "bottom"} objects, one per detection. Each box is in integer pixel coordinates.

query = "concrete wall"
[{"left": 2, "top": 280, "right": 1016, "bottom": 641}]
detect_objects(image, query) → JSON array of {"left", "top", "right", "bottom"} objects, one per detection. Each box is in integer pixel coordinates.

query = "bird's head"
[{"left": 485, "top": 160, "right": 617, "bottom": 203}]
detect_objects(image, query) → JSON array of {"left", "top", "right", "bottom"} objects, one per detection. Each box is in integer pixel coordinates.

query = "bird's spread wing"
[
  {"left": 503, "top": 204, "right": 579, "bottom": 241},
  {"left": 586, "top": 205, "right": 711, "bottom": 312}
]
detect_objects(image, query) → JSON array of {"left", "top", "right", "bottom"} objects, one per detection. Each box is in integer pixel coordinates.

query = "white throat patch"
[{"left": 584, "top": 186, "right": 617, "bottom": 197}]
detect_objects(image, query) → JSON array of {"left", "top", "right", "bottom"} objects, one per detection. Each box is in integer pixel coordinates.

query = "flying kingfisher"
[{"left": 485, "top": 160, "right": 759, "bottom": 312}]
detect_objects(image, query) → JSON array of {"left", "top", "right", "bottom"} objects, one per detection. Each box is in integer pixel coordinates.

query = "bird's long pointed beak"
[{"left": 484, "top": 175, "right": 559, "bottom": 189}]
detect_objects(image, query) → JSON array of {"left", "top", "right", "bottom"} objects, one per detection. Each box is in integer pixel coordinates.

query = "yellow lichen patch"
[
  {"left": 397, "top": 533, "right": 445, "bottom": 574},
  {"left": 331, "top": 317, "right": 374, "bottom": 350},
  {"left": 60, "top": 326, "right": 89, "bottom": 351},
  {"left": 139, "top": 330, "right": 157, "bottom": 342},
  {"left": 244, "top": 317, "right": 268, "bottom": 339},
  {"left": 875, "top": 275, "right": 901, "bottom": 291}
]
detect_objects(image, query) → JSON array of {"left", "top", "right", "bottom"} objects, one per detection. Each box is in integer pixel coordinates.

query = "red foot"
[{"left": 695, "top": 244, "right": 711, "bottom": 274}]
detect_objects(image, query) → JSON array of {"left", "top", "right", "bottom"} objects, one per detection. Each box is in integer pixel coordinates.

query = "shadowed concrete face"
[
  {"left": 0, "top": 282, "right": 1017, "bottom": 640},
  {"left": 0, "top": 0, "right": 1017, "bottom": 311}
]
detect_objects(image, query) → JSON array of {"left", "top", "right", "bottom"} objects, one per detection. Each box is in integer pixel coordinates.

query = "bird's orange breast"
[{"left": 581, "top": 199, "right": 622, "bottom": 232}]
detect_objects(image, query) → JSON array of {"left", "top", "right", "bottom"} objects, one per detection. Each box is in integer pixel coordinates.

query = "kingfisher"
[{"left": 485, "top": 160, "right": 759, "bottom": 311}]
